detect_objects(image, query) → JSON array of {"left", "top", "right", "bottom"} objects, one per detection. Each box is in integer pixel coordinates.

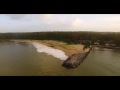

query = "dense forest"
[{"left": 0, "top": 31, "right": 120, "bottom": 47}]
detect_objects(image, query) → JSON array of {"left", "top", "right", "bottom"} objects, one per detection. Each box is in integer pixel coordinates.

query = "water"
[
  {"left": 32, "top": 42, "right": 68, "bottom": 60},
  {"left": 0, "top": 42, "right": 120, "bottom": 76}
]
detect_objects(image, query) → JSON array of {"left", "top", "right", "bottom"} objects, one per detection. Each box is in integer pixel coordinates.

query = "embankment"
[{"left": 62, "top": 47, "right": 92, "bottom": 69}]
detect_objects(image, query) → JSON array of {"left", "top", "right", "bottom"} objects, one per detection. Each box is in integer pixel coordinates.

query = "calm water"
[{"left": 0, "top": 42, "right": 120, "bottom": 76}]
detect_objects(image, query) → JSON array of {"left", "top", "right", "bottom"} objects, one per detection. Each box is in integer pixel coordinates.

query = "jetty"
[{"left": 62, "top": 47, "right": 92, "bottom": 69}]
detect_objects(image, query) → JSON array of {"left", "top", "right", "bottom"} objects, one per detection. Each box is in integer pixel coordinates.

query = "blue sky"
[{"left": 0, "top": 14, "right": 120, "bottom": 32}]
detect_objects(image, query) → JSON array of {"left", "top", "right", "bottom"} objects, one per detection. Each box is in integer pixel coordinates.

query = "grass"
[{"left": 36, "top": 40, "right": 75, "bottom": 50}]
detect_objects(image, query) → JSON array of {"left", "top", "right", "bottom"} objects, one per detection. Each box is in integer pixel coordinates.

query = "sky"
[{"left": 0, "top": 14, "right": 120, "bottom": 32}]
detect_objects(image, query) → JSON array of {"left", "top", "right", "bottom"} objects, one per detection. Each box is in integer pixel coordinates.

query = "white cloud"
[
  {"left": 1, "top": 14, "right": 120, "bottom": 32},
  {"left": 71, "top": 18, "right": 84, "bottom": 27},
  {"left": 42, "top": 14, "right": 53, "bottom": 18},
  {"left": 6, "top": 14, "right": 27, "bottom": 20},
  {"left": 36, "top": 14, "right": 54, "bottom": 19},
  {"left": 59, "top": 16, "right": 67, "bottom": 23},
  {"left": 47, "top": 21, "right": 54, "bottom": 25}
]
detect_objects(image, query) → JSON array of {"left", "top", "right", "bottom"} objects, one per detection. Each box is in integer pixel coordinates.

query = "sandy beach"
[{"left": 10, "top": 40, "right": 89, "bottom": 58}]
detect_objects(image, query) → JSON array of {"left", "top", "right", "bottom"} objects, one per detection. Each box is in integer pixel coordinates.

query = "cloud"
[
  {"left": 1, "top": 14, "right": 120, "bottom": 32},
  {"left": 36, "top": 14, "right": 54, "bottom": 19},
  {"left": 42, "top": 14, "right": 53, "bottom": 18},
  {"left": 59, "top": 16, "right": 67, "bottom": 23},
  {"left": 46, "top": 21, "right": 54, "bottom": 25},
  {"left": 6, "top": 14, "right": 27, "bottom": 20},
  {"left": 71, "top": 18, "right": 84, "bottom": 27}
]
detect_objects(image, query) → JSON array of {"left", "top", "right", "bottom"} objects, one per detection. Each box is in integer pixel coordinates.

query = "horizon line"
[{"left": 0, "top": 31, "right": 120, "bottom": 33}]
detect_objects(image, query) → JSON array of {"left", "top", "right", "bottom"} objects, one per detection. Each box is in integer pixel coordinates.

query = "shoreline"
[
  {"left": 1, "top": 39, "right": 120, "bottom": 69},
  {"left": 32, "top": 42, "right": 68, "bottom": 60},
  {"left": 13, "top": 39, "right": 92, "bottom": 66},
  {"left": 1, "top": 39, "right": 120, "bottom": 52},
  {"left": 8, "top": 39, "right": 90, "bottom": 57},
  {"left": 92, "top": 45, "right": 120, "bottom": 51}
]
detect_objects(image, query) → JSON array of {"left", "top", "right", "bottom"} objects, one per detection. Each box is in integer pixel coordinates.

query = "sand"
[{"left": 10, "top": 39, "right": 89, "bottom": 59}]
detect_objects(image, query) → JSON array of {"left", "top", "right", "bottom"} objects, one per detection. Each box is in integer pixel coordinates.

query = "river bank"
[
  {"left": 8, "top": 39, "right": 90, "bottom": 57},
  {"left": 4, "top": 39, "right": 120, "bottom": 69},
  {"left": 93, "top": 45, "right": 120, "bottom": 51},
  {"left": 0, "top": 39, "right": 92, "bottom": 68}
]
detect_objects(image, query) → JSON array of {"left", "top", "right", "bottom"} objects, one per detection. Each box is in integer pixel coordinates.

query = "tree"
[
  {"left": 99, "top": 41, "right": 105, "bottom": 45},
  {"left": 83, "top": 41, "right": 91, "bottom": 51},
  {"left": 91, "top": 37, "right": 97, "bottom": 45},
  {"left": 114, "top": 36, "right": 120, "bottom": 47}
]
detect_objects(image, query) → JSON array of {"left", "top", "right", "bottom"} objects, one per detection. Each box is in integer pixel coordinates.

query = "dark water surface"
[{"left": 0, "top": 42, "right": 120, "bottom": 76}]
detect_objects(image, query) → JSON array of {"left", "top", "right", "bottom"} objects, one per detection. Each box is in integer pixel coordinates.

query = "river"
[{"left": 0, "top": 42, "right": 120, "bottom": 76}]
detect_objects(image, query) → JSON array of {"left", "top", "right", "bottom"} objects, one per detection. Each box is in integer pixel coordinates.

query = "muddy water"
[{"left": 0, "top": 42, "right": 120, "bottom": 76}]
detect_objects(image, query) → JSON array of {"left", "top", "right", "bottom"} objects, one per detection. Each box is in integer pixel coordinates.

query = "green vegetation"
[
  {"left": 38, "top": 40, "right": 74, "bottom": 50},
  {"left": 83, "top": 41, "right": 91, "bottom": 51},
  {"left": 114, "top": 36, "right": 120, "bottom": 47},
  {"left": 0, "top": 31, "right": 120, "bottom": 47},
  {"left": 99, "top": 41, "right": 105, "bottom": 45}
]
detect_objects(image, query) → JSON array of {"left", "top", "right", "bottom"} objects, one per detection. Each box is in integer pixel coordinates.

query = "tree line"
[{"left": 0, "top": 31, "right": 120, "bottom": 46}]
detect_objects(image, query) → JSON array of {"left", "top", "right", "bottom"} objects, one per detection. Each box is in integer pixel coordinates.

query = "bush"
[
  {"left": 83, "top": 41, "right": 91, "bottom": 51},
  {"left": 99, "top": 41, "right": 105, "bottom": 45}
]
